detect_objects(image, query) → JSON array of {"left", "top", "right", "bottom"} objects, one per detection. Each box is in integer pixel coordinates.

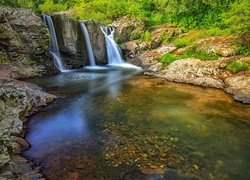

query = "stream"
[{"left": 23, "top": 68, "right": 250, "bottom": 180}]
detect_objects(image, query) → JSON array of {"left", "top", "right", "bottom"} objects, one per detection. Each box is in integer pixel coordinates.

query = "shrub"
[
  {"left": 226, "top": 61, "right": 250, "bottom": 73},
  {"left": 222, "top": 0, "right": 250, "bottom": 49}
]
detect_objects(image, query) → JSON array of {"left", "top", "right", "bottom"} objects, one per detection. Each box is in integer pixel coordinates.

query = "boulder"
[
  {"left": 161, "top": 58, "right": 225, "bottom": 89},
  {"left": 111, "top": 16, "right": 145, "bottom": 42},
  {"left": 224, "top": 75, "right": 250, "bottom": 103}
]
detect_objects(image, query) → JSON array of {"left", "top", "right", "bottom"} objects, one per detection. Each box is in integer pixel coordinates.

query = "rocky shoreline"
[
  {"left": 0, "top": 76, "right": 56, "bottom": 179},
  {"left": 144, "top": 56, "right": 250, "bottom": 104},
  {"left": 113, "top": 16, "right": 250, "bottom": 104}
]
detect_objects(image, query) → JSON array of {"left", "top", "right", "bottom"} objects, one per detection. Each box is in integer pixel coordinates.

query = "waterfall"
[
  {"left": 101, "top": 26, "right": 124, "bottom": 65},
  {"left": 43, "top": 14, "right": 65, "bottom": 72},
  {"left": 80, "top": 23, "right": 96, "bottom": 66}
]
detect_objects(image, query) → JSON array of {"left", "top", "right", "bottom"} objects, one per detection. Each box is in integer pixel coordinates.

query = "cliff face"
[
  {"left": 52, "top": 14, "right": 107, "bottom": 67},
  {"left": 84, "top": 20, "right": 107, "bottom": 65},
  {"left": 0, "top": 8, "right": 56, "bottom": 78}
]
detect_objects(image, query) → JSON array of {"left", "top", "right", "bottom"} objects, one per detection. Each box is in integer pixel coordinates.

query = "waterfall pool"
[{"left": 23, "top": 68, "right": 250, "bottom": 179}]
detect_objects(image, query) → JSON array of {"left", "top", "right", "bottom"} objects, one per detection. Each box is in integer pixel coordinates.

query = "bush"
[{"left": 226, "top": 61, "right": 250, "bottom": 73}]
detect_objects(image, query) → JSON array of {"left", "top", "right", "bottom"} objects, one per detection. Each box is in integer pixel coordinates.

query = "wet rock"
[
  {"left": 84, "top": 20, "right": 107, "bottom": 65},
  {"left": 52, "top": 13, "right": 86, "bottom": 68},
  {"left": 13, "top": 136, "right": 30, "bottom": 151},
  {"left": 52, "top": 14, "right": 107, "bottom": 67}
]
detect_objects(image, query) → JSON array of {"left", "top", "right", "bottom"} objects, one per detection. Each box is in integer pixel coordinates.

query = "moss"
[{"left": 226, "top": 61, "right": 250, "bottom": 73}]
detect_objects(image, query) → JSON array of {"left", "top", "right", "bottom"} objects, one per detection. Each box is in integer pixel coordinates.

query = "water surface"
[{"left": 23, "top": 68, "right": 250, "bottom": 180}]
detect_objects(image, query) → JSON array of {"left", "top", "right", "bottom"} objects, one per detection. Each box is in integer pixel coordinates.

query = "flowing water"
[
  {"left": 23, "top": 69, "right": 250, "bottom": 180},
  {"left": 80, "top": 23, "right": 96, "bottom": 66},
  {"left": 101, "top": 26, "right": 124, "bottom": 65},
  {"left": 43, "top": 15, "right": 65, "bottom": 72}
]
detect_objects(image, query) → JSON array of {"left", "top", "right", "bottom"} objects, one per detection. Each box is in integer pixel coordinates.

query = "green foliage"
[
  {"left": 236, "top": 46, "right": 250, "bottom": 56},
  {"left": 0, "top": 0, "right": 248, "bottom": 54},
  {"left": 0, "top": 0, "right": 35, "bottom": 8},
  {"left": 184, "top": 51, "right": 219, "bottom": 61},
  {"left": 140, "top": 30, "right": 151, "bottom": 42},
  {"left": 38, "top": 0, "right": 66, "bottom": 14},
  {"left": 158, "top": 54, "right": 178, "bottom": 65},
  {"left": 173, "top": 29, "right": 231, "bottom": 48},
  {"left": 222, "top": 0, "right": 250, "bottom": 49},
  {"left": 173, "top": 30, "right": 209, "bottom": 48},
  {"left": 226, "top": 61, "right": 250, "bottom": 73},
  {"left": 159, "top": 49, "right": 219, "bottom": 65}
]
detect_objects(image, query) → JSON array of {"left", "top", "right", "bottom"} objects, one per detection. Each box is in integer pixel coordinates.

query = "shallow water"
[{"left": 23, "top": 68, "right": 250, "bottom": 180}]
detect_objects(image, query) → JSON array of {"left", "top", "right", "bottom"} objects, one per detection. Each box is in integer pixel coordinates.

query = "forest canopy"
[{"left": 1, "top": 0, "right": 249, "bottom": 48}]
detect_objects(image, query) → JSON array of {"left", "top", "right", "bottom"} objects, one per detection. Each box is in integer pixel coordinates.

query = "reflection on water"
[{"left": 24, "top": 69, "right": 250, "bottom": 180}]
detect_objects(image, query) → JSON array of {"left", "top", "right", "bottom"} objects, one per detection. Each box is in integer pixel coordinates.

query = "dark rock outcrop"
[
  {"left": 84, "top": 20, "right": 107, "bottom": 64},
  {"left": 52, "top": 14, "right": 86, "bottom": 68},
  {"left": 0, "top": 8, "right": 56, "bottom": 77},
  {"left": 52, "top": 14, "right": 107, "bottom": 67}
]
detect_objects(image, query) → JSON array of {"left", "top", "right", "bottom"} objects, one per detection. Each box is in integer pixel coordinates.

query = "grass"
[
  {"left": 158, "top": 54, "right": 178, "bottom": 65},
  {"left": 226, "top": 61, "right": 250, "bottom": 73},
  {"left": 158, "top": 51, "right": 219, "bottom": 65},
  {"left": 172, "top": 28, "right": 230, "bottom": 48}
]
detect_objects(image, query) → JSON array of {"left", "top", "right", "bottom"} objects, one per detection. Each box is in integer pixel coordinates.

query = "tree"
[{"left": 222, "top": 0, "right": 250, "bottom": 48}]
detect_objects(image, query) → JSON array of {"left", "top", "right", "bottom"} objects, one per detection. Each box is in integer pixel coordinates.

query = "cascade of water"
[
  {"left": 101, "top": 26, "right": 124, "bottom": 65},
  {"left": 43, "top": 14, "right": 65, "bottom": 72},
  {"left": 80, "top": 23, "right": 96, "bottom": 66}
]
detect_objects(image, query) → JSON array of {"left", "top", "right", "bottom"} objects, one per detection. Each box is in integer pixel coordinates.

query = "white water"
[
  {"left": 101, "top": 26, "right": 124, "bottom": 65},
  {"left": 80, "top": 23, "right": 96, "bottom": 66},
  {"left": 43, "top": 15, "right": 65, "bottom": 72}
]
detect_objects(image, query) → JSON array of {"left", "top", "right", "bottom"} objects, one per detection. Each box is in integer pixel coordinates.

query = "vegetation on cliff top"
[{"left": 0, "top": 0, "right": 249, "bottom": 51}]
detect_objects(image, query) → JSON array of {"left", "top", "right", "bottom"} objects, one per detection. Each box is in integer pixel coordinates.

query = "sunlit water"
[{"left": 23, "top": 68, "right": 250, "bottom": 180}]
